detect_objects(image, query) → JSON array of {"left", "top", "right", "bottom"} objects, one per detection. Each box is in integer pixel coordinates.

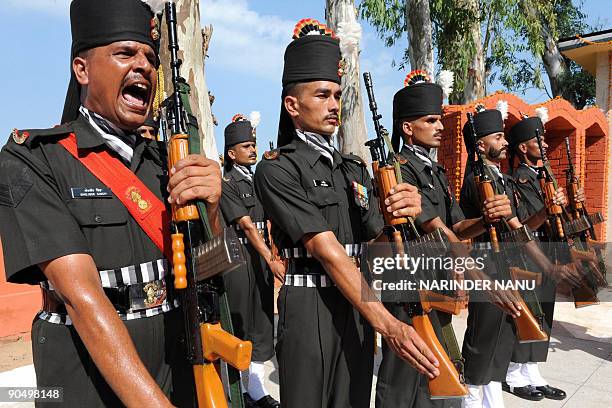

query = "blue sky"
[{"left": 1, "top": 0, "right": 609, "bottom": 157}]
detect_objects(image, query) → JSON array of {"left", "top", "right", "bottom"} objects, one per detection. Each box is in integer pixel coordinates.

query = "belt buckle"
[{"left": 128, "top": 279, "right": 167, "bottom": 312}]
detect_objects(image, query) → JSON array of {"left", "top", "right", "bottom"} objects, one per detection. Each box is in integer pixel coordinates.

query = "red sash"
[{"left": 58, "top": 133, "right": 171, "bottom": 260}]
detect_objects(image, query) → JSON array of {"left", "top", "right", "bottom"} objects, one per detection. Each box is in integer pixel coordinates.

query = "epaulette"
[
  {"left": 9, "top": 124, "right": 72, "bottom": 148},
  {"left": 343, "top": 153, "right": 367, "bottom": 167},
  {"left": 263, "top": 149, "right": 280, "bottom": 160}
]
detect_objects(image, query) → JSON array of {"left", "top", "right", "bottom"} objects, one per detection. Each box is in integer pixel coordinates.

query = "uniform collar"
[
  {"left": 71, "top": 114, "right": 107, "bottom": 150},
  {"left": 399, "top": 144, "right": 443, "bottom": 173},
  {"left": 229, "top": 164, "right": 252, "bottom": 182},
  {"left": 293, "top": 138, "right": 336, "bottom": 168}
]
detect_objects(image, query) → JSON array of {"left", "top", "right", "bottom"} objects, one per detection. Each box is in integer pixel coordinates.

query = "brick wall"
[{"left": 439, "top": 93, "right": 609, "bottom": 239}]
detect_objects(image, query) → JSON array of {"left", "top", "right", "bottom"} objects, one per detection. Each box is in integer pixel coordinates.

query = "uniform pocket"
[
  {"left": 67, "top": 198, "right": 128, "bottom": 226},
  {"left": 420, "top": 185, "right": 440, "bottom": 205},
  {"left": 305, "top": 187, "right": 341, "bottom": 207},
  {"left": 66, "top": 198, "right": 131, "bottom": 265},
  {"left": 240, "top": 194, "right": 256, "bottom": 208}
]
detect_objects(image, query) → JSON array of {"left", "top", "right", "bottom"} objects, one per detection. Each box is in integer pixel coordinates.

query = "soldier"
[
  {"left": 220, "top": 114, "right": 281, "bottom": 408},
  {"left": 375, "top": 73, "right": 513, "bottom": 408},
  {"left": 0, "top": 0, "right": 223, "bottom": 406},
  {"left": 254, "top": 19, "right": 439, "bottom": 408},
  {"left": 503, "top": 115, "right": 583, "bottom": 401},
  {"left": 460, "top": 108, "right": 578, "bottom": 407},
  {"left": 137, "top": 113, "right": 159, "bottom": 140},
  {"left": 458, "top": 107, "right": 534, "bottom": 408}
]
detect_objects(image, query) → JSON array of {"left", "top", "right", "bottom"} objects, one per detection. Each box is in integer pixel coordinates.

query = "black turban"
[
  {"left": 62, "top": 0, "right": 160, "bottom": 124},
  {"left": 278, "top": 34, "right": 341, "bottom": 147},
  {"left": 224, "top": 120, "right": 256, "bottom": 169},
  {"left": 391, "top": 83, "right": 443, "bottom": 152},
  {"left": 462, "top": 109, "right": 504, "bottom": 142},
  {"left": 508, "top": 117, "right": 544, "bottom": 147}
]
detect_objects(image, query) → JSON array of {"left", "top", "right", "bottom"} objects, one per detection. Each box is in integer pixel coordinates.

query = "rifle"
[
  {"left": 534, "top": 130, "right": 602, "bottom": 307},
  {"left": 162, "top": 3, "right": 251, "bottom": 407},
  {"left": 563, "top": 136, "right": 607, "bottom": 287},
  {"left": 465, "top": 114, "right": 548, "bottom": 343},
  {"left": 364, "top": 72, "right": 467, "bottom": 399}
]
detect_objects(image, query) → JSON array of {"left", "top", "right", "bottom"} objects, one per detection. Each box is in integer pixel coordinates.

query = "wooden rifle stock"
[
  {"left": 509, "top": 267, "right": 542, "bottom": 286},
  {"left": 420, "top": 290, "right": 468, "bottom": 316},
  {"left": 475, "top": 177, "right": 500, "bottom": 252},
  {"left": 539, "top": 178, "right": 565, "bottom": 239},
  {"left": 411, "top": 314, "right": 468, "bottom": 398},
  {"left": 508, "top": 268, "right": 548, "bottom": 342}
]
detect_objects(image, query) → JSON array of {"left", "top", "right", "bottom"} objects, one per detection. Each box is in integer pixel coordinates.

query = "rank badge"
[{"left": 352, "top": 181, "right": 369, "bottom": 210}]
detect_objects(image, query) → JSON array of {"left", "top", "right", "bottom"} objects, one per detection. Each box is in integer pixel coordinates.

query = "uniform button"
[
  {"left": 39, "top": 336, "right": 46, "bottom": 344},
  {"left": 94, "top": 215, "right": 103, "bottom": 223}
]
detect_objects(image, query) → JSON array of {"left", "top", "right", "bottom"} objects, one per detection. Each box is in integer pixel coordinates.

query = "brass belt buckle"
[{"left": 129, "top": 279, "right": 167, "bottom": 312}]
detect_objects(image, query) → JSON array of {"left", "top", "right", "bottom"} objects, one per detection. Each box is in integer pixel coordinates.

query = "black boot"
[
  {"left": 536, "top": 385, "right": 567, "bottom": 400},
  {"left": 502, "top": 382, "right": 544, "bottom": 401}
]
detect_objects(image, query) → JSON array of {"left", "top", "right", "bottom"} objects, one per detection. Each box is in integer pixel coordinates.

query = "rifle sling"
[{"left": 440, "top": 321, "right": 463, "bottom": 366}]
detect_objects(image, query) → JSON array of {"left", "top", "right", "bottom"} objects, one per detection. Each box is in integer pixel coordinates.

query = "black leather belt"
[{"left": 42, "top": 279, "right": 168, "bottom": 315}]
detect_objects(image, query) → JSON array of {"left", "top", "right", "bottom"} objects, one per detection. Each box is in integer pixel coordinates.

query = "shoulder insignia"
[
  {"left": 9, "top": 123, "right": 72, "bottom": 147},
  {"left": 518, "top": 177, "right": 529, "bottom": 184},
  {"left": 263, "top": 149, "right": 280, "bottom": 160},
  {"left": 11, "top": 128, "right": 30, "bottom": 145},
  {"left": 394, "top": 153, "right": 407, "bottom": 165}
]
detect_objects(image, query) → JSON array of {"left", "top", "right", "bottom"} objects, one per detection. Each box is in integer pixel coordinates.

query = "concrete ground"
[{"left": 1, "top": 296, "right": 610, "bottom": 407}]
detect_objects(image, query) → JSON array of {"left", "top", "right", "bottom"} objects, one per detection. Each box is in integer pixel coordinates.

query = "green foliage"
[
  {"left": 359, "top": 0, "right": 407, "bottom": 47},
  {"left": 430, "top": 0, "right": 480, "bottom": 102},
  {"left": 359, "top": 0, "right": 596, "bottom": 107}
]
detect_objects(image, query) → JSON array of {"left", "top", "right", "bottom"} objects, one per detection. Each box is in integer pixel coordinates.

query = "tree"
[
  {"left": 488, "top": 0, "right": 596, "bottom": 108},
  {"left": 326, "top": 0, "right": 371, "bottom": 163},
  {"left": 159, "top": 0, "right": 219, "bottom": 158},
  {"left": 361, "top": 0, "right": 484, "bottom": 103},
  {"left": 360, "top": 0, "right": 434, "bottom": 73}
]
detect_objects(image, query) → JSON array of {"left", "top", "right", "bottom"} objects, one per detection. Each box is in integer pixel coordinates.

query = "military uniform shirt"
[
  {"left": 221, "top": 165, "right": 265, "bottom": 229},
  {"left": 460, "top": 165, "right": 527, "bottom": 223},
  {"left": 0, "top": 114, "right": 168, "bottom": 285},
  {"left": 399, "top": 145, "right": 465, "bottom": 229},
  {"left": 513, "top": 163, "right": 545, "bottom": 219},
  {"left": 254, "top": 138, "right": 383, "bottom": 256}
]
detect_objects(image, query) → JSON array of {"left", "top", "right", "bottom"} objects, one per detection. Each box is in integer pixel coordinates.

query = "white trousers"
[
  {"left": 464, "top": 382, "right": 504, "bottom": 408},
  {"left": 505, "top": 362, "right": 547, "bottom": 388}
]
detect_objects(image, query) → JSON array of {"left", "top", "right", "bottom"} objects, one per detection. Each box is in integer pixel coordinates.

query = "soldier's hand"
[
  {"left": 268, "top": 260, "right": 286, "bottom": 282},
  {"left": 487, "top": 288, "right": 522, "bottom": 318},
  {"left": 574, "top": 187, "right": 586, "bottom": 204},
  {"left": 385, "top": 183, "right": 421, "bottom": 218},
  {"left": 383, "top": 320, "right": 440, "bottom": 379},
  {"left": 548, "top": 263, "right": 582, "bottom": 288},
  {"left": 167, "top": 155, "right": 222, "bottom": 207},
  {"left": 483, "top": 194, "right": 512, "bottom": 222},
  {"left": 552, "top": 187, "right": 567, "bottom": 207}
]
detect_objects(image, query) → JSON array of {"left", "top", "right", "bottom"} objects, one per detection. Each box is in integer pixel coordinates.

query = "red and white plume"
[
  {"left": 142, "top": 0, "right": 165, "bottom": 14},
  {"left": 535, "top": 106, "right": 549, "bottom": 124},
  {"left": 496, "top": 100, "right": 509, "bottom": 121},
  {"left": 293, "top": 18, "right": 335, "bottom": 39}
]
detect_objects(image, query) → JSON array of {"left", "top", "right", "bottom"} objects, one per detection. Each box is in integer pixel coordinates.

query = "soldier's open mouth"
[{"left": 121, "top": 82, "right": 150, "bottom": 111}]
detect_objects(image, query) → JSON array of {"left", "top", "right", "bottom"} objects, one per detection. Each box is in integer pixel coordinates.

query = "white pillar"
[{"left": 595, "top": 51, "right": 611, "bottom": 240}]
